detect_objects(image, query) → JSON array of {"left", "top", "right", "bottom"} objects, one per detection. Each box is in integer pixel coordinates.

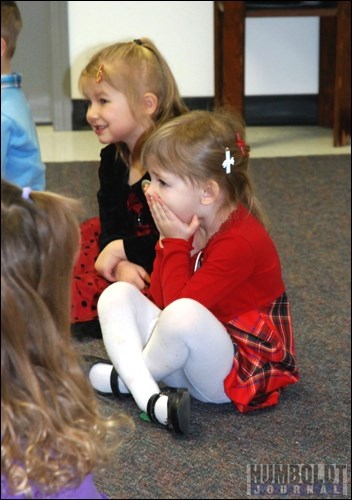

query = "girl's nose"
[{"left": 86, "top": 104, "right": 98, "bottom": 123}]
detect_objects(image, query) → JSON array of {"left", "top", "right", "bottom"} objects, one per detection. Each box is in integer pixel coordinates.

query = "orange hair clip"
[{"left": 96, "top": 64, "right": 104, "bottom": 83}]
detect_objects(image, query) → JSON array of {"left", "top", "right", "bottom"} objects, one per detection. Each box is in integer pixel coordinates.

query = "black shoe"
[
  {"left": 147, "top": 388, "right": 190, "bottom": 435},
  {"left": 71, "top": 319, "right": 102, "bottom": 340},
  {"left": 82, "top": 354, "right": 130, "bottom": 399}
]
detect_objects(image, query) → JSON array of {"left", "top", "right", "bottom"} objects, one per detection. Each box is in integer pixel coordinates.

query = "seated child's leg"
[
  {"left": 71, "top": 273, "right": 109, "bottom": 323},
  {"left": 71, "top": 217, "right": 106, "bottom": 324},
  {"left": 143, "top": 298, "right": 234, "bottom": 404},
  {"left": 97, "top": 281, "right": 162, "bottom": 411}
]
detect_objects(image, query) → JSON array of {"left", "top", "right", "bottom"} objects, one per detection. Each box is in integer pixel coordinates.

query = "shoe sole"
[{"left": 168, "top": 389, "right": 190, "bottom": 436}]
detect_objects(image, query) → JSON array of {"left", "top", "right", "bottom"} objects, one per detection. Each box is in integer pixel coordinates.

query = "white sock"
[
  {"left": 89, "top": 363, "right": 113, "bottom": 393},
  {"left": 89, "top": 363, "right": 129, "bottom": 394},
  {"left": 153, "top": 394, "right": 168, "bottom": 425}
]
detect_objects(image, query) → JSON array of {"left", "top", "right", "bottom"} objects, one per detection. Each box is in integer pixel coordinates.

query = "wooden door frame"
[
  {"left": 214, "top": 0, "right": 351, "bottom": 146},
  {"left": 214, "top": 1, "right": 244, "bottom": 114}
]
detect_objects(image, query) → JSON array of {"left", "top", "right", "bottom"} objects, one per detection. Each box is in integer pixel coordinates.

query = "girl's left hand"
[{"left": 147, "top": 193, "right": 199, "bottom": 241}]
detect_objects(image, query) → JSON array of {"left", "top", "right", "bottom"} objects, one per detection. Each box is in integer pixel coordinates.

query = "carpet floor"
[{"left": 49, "top": 155, "right": 351, "bottom": 499}]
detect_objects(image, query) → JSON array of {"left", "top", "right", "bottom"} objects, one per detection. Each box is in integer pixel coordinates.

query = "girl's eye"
[
  {"left": 99, "top": 98, "right": 108, "bottom": 104},
  {"left": 158, "top": 179, "right": 167, "bottom": 187}
]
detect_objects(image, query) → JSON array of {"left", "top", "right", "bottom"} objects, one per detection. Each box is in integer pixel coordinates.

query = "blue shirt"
[{"left": 1, "top": 73, "right": 46, "bottom": 190}]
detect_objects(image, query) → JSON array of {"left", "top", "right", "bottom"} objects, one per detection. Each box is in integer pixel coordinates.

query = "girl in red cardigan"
[{"left": 87, "top": 109, "right": 299, "bottom": 435}]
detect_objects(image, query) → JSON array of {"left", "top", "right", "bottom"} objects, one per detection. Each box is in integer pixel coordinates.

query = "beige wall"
[
  {"left": 68, "top": 1, "right": 319, "bottom": 99},
  {"left": 68, "top": 1, "right": 214, "bottom": 98}
]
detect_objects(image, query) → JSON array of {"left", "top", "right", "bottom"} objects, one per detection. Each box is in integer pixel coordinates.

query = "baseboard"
[
  {"left": 72, "top": 94, "right": 318, "bottom": 130},
  {"left": 245, "top": 94, "right": 318, "bottom": 125}
]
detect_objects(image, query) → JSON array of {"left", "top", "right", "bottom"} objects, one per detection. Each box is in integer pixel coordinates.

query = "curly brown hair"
[{"left": 1, "top": 179, "right": 132, "bottom": 497}]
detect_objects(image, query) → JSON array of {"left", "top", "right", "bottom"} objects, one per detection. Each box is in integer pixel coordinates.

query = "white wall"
[
  {"left": 68, "top": 1, "right": 214, "bottom": 98},
  {"left": 245, "top": 17, "right": 319, "bottom": 95},
  {"left": 68, "top": 1, "right": 319, "bottom": 99}
]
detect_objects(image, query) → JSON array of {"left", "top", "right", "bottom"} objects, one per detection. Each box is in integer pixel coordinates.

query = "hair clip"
[
  {"left": 22, "top": 186, "right": 32, "bottom": 200},
  {"left": 96, "top": 64, "right": 104, "bottom": 83},
  {"left": 222, "top": 147, "right": 235, "bottom": 174},
  {"left": 236, "top": 132, "right": 246, "bottom": 157},
  {"left": 133, "top": 39, "right": 143, "bottom": 46},
  {"left": 141, "top": 179, "right": 151, "bottom": 193}
]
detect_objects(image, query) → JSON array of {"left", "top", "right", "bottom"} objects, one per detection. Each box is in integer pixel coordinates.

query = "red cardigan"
[{"left": 149, "top": 205, "right": 299, "bottom": 412}]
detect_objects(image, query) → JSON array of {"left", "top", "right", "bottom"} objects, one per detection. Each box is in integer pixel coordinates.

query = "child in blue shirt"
[{"left": 1, "top": 1, "right": 45, "bottom": 190}]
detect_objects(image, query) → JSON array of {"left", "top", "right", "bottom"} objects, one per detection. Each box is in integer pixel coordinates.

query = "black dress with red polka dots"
[{"left": 71, "top": 144, "right": 159, "bottom": 325}]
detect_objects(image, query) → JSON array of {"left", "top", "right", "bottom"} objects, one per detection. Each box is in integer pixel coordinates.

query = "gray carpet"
[{"left": 47, "top": 155, "right": 351, "bottom": 499}]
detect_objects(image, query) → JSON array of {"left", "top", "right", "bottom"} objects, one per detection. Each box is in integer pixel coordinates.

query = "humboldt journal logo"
[{"left": 246, "top": 463, "right": 348, "bottom": 496}]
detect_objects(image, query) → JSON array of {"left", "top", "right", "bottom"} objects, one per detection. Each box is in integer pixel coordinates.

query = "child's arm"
[
  {"left": 114, "top": 260, "right": 150, "bottom": 290},
  {"left": 97, "top": 146, "right": 158, "bottom": 276},
  {"left": 94, "top": 239, "right": 126, "bottom": 282},
  {"left": 95, "top": 239, "right": 152, "bottom": 289}
]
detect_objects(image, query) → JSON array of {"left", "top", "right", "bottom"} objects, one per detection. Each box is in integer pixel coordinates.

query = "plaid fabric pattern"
[
  {"left": 224, "top": 292, "right": 299, "bottom": 413},
  {"left": 1, "top": 72, "right": 22, "bottom": 89}
]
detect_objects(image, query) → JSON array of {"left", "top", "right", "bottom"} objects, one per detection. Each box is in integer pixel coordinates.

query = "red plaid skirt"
[{"left": 224, "top": 292, "right": 299, "bottom": 413}]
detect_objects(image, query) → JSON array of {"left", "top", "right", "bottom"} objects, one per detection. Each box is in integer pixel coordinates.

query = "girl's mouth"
[{"left": 93, "top": 124, "right": 107, "bottom": 135}]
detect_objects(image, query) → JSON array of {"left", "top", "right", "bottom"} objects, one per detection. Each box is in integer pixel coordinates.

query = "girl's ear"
[
  {"left": 143, "top": 92, "right": 158, "bottom": 117},
  {"left": 201, "top": 180, "right": 220, "bottom": 206},
  {"left": 1, "top": 37, "right": 7, "bottom": 58}
]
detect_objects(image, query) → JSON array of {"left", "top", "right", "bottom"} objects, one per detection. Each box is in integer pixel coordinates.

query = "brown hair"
[
  {"left": 1, "top": 1, "right": 22, "bottom": 58},
  {"left": 141, "top": 109, "right": 267, "bottom": 226},
  {"left": 79, "top": 37, "right": 189, "bottom": 159},
  {"left": 1, "top": 179, "right": 131, "bottom": 497}
]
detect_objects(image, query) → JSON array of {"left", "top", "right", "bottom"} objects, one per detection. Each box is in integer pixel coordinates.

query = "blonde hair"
[
  {"left": 1, "top": 1, "right": 22, "bottom": 59},
  {"left": 1, "top": 179, "right": 131, "bottom": 497},
  {"left": 141, "top": 109, "right": 267, "bottom": 226},
  {"left": 79, "top": 37, "right": 188, "bottom": 159}
]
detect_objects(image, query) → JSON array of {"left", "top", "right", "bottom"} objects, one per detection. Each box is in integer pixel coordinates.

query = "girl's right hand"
[
  {"left": 146, "top": 193, "right": 199, "bottom": 241},
  {"left": 94, "top": 240, "right": 126, "bottom": 282},
  {"left": 114, "top": 260, "right": 150, "bottom": 290}
]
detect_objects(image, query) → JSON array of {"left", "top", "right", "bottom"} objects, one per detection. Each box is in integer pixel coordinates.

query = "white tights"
[{"left": 97, "top": 282, "right": 234, "bottom": 412}]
